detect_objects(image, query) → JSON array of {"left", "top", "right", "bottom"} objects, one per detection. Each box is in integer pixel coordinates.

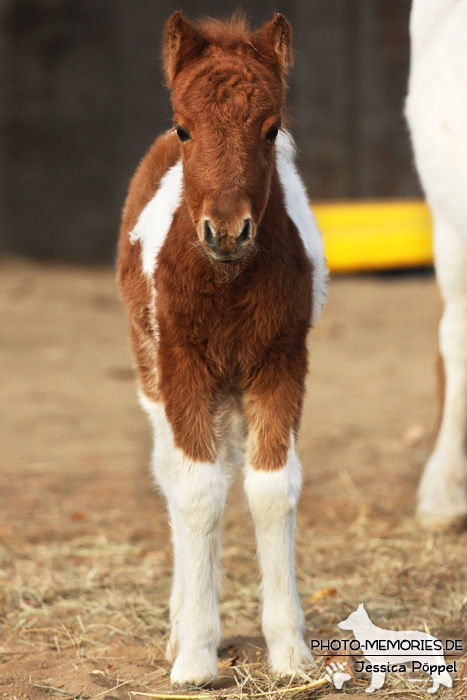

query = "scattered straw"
[
  {"left": 94, "top": 678, "right": 134, "bottom": 696},
  {"left": 129, "top": 676, "right": 329, "bottom": 699},
  {"left": 3, "top": 512, "right": 467, "bottom": 699},
  {"left": 29, "top": 677, "right": 87, "bottom": 698}
]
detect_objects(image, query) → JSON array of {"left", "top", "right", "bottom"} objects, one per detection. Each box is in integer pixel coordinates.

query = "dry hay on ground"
[
  {"left": 2, "top": 522, "right": 467, "bottom": 698},
  {"left": 1, "top": 258, "right": 465, "bottom": 699}
]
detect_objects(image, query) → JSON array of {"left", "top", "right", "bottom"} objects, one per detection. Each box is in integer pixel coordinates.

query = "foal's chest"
[{"left": 155, "top": 258, "right": 299, "bottom": 375}]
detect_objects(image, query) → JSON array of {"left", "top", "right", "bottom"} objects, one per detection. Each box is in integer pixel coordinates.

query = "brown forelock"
[
  {"left": 154, "top": 167, "right": 312, "bottom": 467},
  {"left": 170, "top": 33, "right": 284, "bottom": 237},
  {"left": 196, "top": 13, "right": 293, "bottom": 81},
  {"left": 117, "top": 130, "right": 181, "bottom": 400}
]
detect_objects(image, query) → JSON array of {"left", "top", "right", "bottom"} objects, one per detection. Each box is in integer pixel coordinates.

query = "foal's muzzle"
[{"left": 203, "top": 218, "right": 252, "bottom": 263}]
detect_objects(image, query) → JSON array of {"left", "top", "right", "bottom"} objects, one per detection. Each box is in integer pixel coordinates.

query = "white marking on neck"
[
  {"left": 276, "top": 130, "right": 328, "bottom": 323},
  {"left": 130, "top": 159, "right": 183, "bottom": 276}
]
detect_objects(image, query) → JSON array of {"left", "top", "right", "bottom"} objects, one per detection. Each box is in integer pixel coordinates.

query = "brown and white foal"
[{"left": 117, "top": 12, "right": 327, "bottom": 686}]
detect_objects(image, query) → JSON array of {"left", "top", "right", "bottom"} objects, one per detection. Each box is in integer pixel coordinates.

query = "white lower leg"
[
  {"left": 244, "top": 441, "right": 312, "bottom": 674},
  {"left": 139, "top": 395, "right": 226, "bottom": 685},
  {"left": 170, "top": 458, "right": 227, "bottom": 686},
  {"left": 165, "top": 503, "right": 184, "bottom": 663},
  {"left": 418, "top": 348, "right": 467, "bottom": 528},
  {"left": 418, "top": 221, "right": 467, "bottom": 529}
]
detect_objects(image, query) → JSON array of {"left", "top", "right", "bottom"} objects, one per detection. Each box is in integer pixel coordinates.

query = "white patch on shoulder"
[
  {"left": 276, "top": 130, "right": 328, "bottom": 323},
  {"left": 130, "top": 159, "right": 183, "bottom": 276}
]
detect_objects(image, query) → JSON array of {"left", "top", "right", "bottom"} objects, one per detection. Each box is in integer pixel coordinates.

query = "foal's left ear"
[
  {"left": 251, "top": 13, "right": 293, "bottom": 77},
  {"left": 163, "top": 11, "right": 205, "bottom": 86}
]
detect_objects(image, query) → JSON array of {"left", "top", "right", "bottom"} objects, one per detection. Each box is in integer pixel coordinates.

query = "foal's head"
[{"left": 164, "top": 12, "right": 292, "bottom": 264}]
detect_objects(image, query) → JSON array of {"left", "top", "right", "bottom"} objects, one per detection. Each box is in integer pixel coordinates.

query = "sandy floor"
[{"left": 1, "top": 257, "right": 465, "bottom": 699}]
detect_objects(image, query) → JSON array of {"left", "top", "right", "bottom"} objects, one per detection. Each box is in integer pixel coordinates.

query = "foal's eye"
[
  {"left": 265, "top": 126, "right": 279, "bottom": 143},
  {"left": 176, "top": 126, "right": 191, "bottom": 142}
]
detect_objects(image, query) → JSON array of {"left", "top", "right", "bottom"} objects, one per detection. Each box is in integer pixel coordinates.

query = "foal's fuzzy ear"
[
  {"left": 163, "top": 11, "right": 205, "bottom": 86},
  {"left": 251, "top": 13, "right": 293, "bottom": 77}
]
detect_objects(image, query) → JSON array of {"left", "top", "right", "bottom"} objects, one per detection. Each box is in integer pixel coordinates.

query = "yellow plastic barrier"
[{"left": 312, "top": 199, "right": 433, "bottom": 273}]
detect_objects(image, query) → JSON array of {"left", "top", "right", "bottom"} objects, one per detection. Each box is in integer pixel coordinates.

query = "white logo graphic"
[
  {"left": 337, "top": 604, "right": 453, "bottom": 694},
  {"left": 324, "top": 661, "right": 352, "bottom": 689}
]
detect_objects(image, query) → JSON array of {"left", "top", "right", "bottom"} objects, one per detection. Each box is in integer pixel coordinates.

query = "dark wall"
[
  {"left": 0, "top": 0, "right": 420, "bottom": 261},
  {"left": 292, "top": 0, "right": 417, "bottom": 199}
]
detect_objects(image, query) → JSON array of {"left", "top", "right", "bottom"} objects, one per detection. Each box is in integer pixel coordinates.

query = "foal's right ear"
[{"left": 163, "top": 11, "right": 205, "bottom": 86}]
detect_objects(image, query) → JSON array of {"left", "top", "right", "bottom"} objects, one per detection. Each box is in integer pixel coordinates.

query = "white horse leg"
[
  {"left": 140, "top": 395, "right": 227, "bottom": 684},
  {"left": 169, "top": 456, "right": 227, "bottom": 686},
  {"left": 164, "top": 502, "right": 184, "bottom": 663},
  {"left": 417, "top": 216, "right": 467, "bottom": 529},
  {"left": 244, "top": 437, "right": 312, "bottom": 675}
]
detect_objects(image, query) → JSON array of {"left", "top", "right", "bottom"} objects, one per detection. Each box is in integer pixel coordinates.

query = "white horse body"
[{"left": 406, "top": 0, "right": 467, "bottom": 529}]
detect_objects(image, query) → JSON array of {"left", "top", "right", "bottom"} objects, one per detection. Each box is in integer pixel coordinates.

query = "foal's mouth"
[{"left": 207, "top": 254, "right": 246, "bottom": 265}]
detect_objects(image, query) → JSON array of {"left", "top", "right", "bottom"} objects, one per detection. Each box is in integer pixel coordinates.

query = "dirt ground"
[{"left": 1, "top": 256, "right": 467, "bottom": 699}]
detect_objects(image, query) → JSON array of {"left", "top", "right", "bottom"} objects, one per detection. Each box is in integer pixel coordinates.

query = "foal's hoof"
[{"left": 170, "top": 649, "right": 218, "bottom": 687}]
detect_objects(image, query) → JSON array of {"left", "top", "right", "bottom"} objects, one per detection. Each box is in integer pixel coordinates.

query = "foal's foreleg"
[
  {"left": 141, "top": 396, "right": 227, "bottom": 685},
  {"left": 169, "top": 456, "right": 227, "bottom": 686},
  {"left": 164, "top": 502, "right": 184, "bottom": 663},
  {"left": 243, "top": 370, "right": 312, "bottom": 674},
  {"left": 245, "top": 440, "right": 311, "bottom": 673}
]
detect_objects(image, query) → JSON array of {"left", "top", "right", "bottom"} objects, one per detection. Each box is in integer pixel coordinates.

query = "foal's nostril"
[
  {"left": 204, "top": 220, "right": 216, "bottom": 248},
  {"left": 239, "top": 219, "right": 251, "bottom": 244}
]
